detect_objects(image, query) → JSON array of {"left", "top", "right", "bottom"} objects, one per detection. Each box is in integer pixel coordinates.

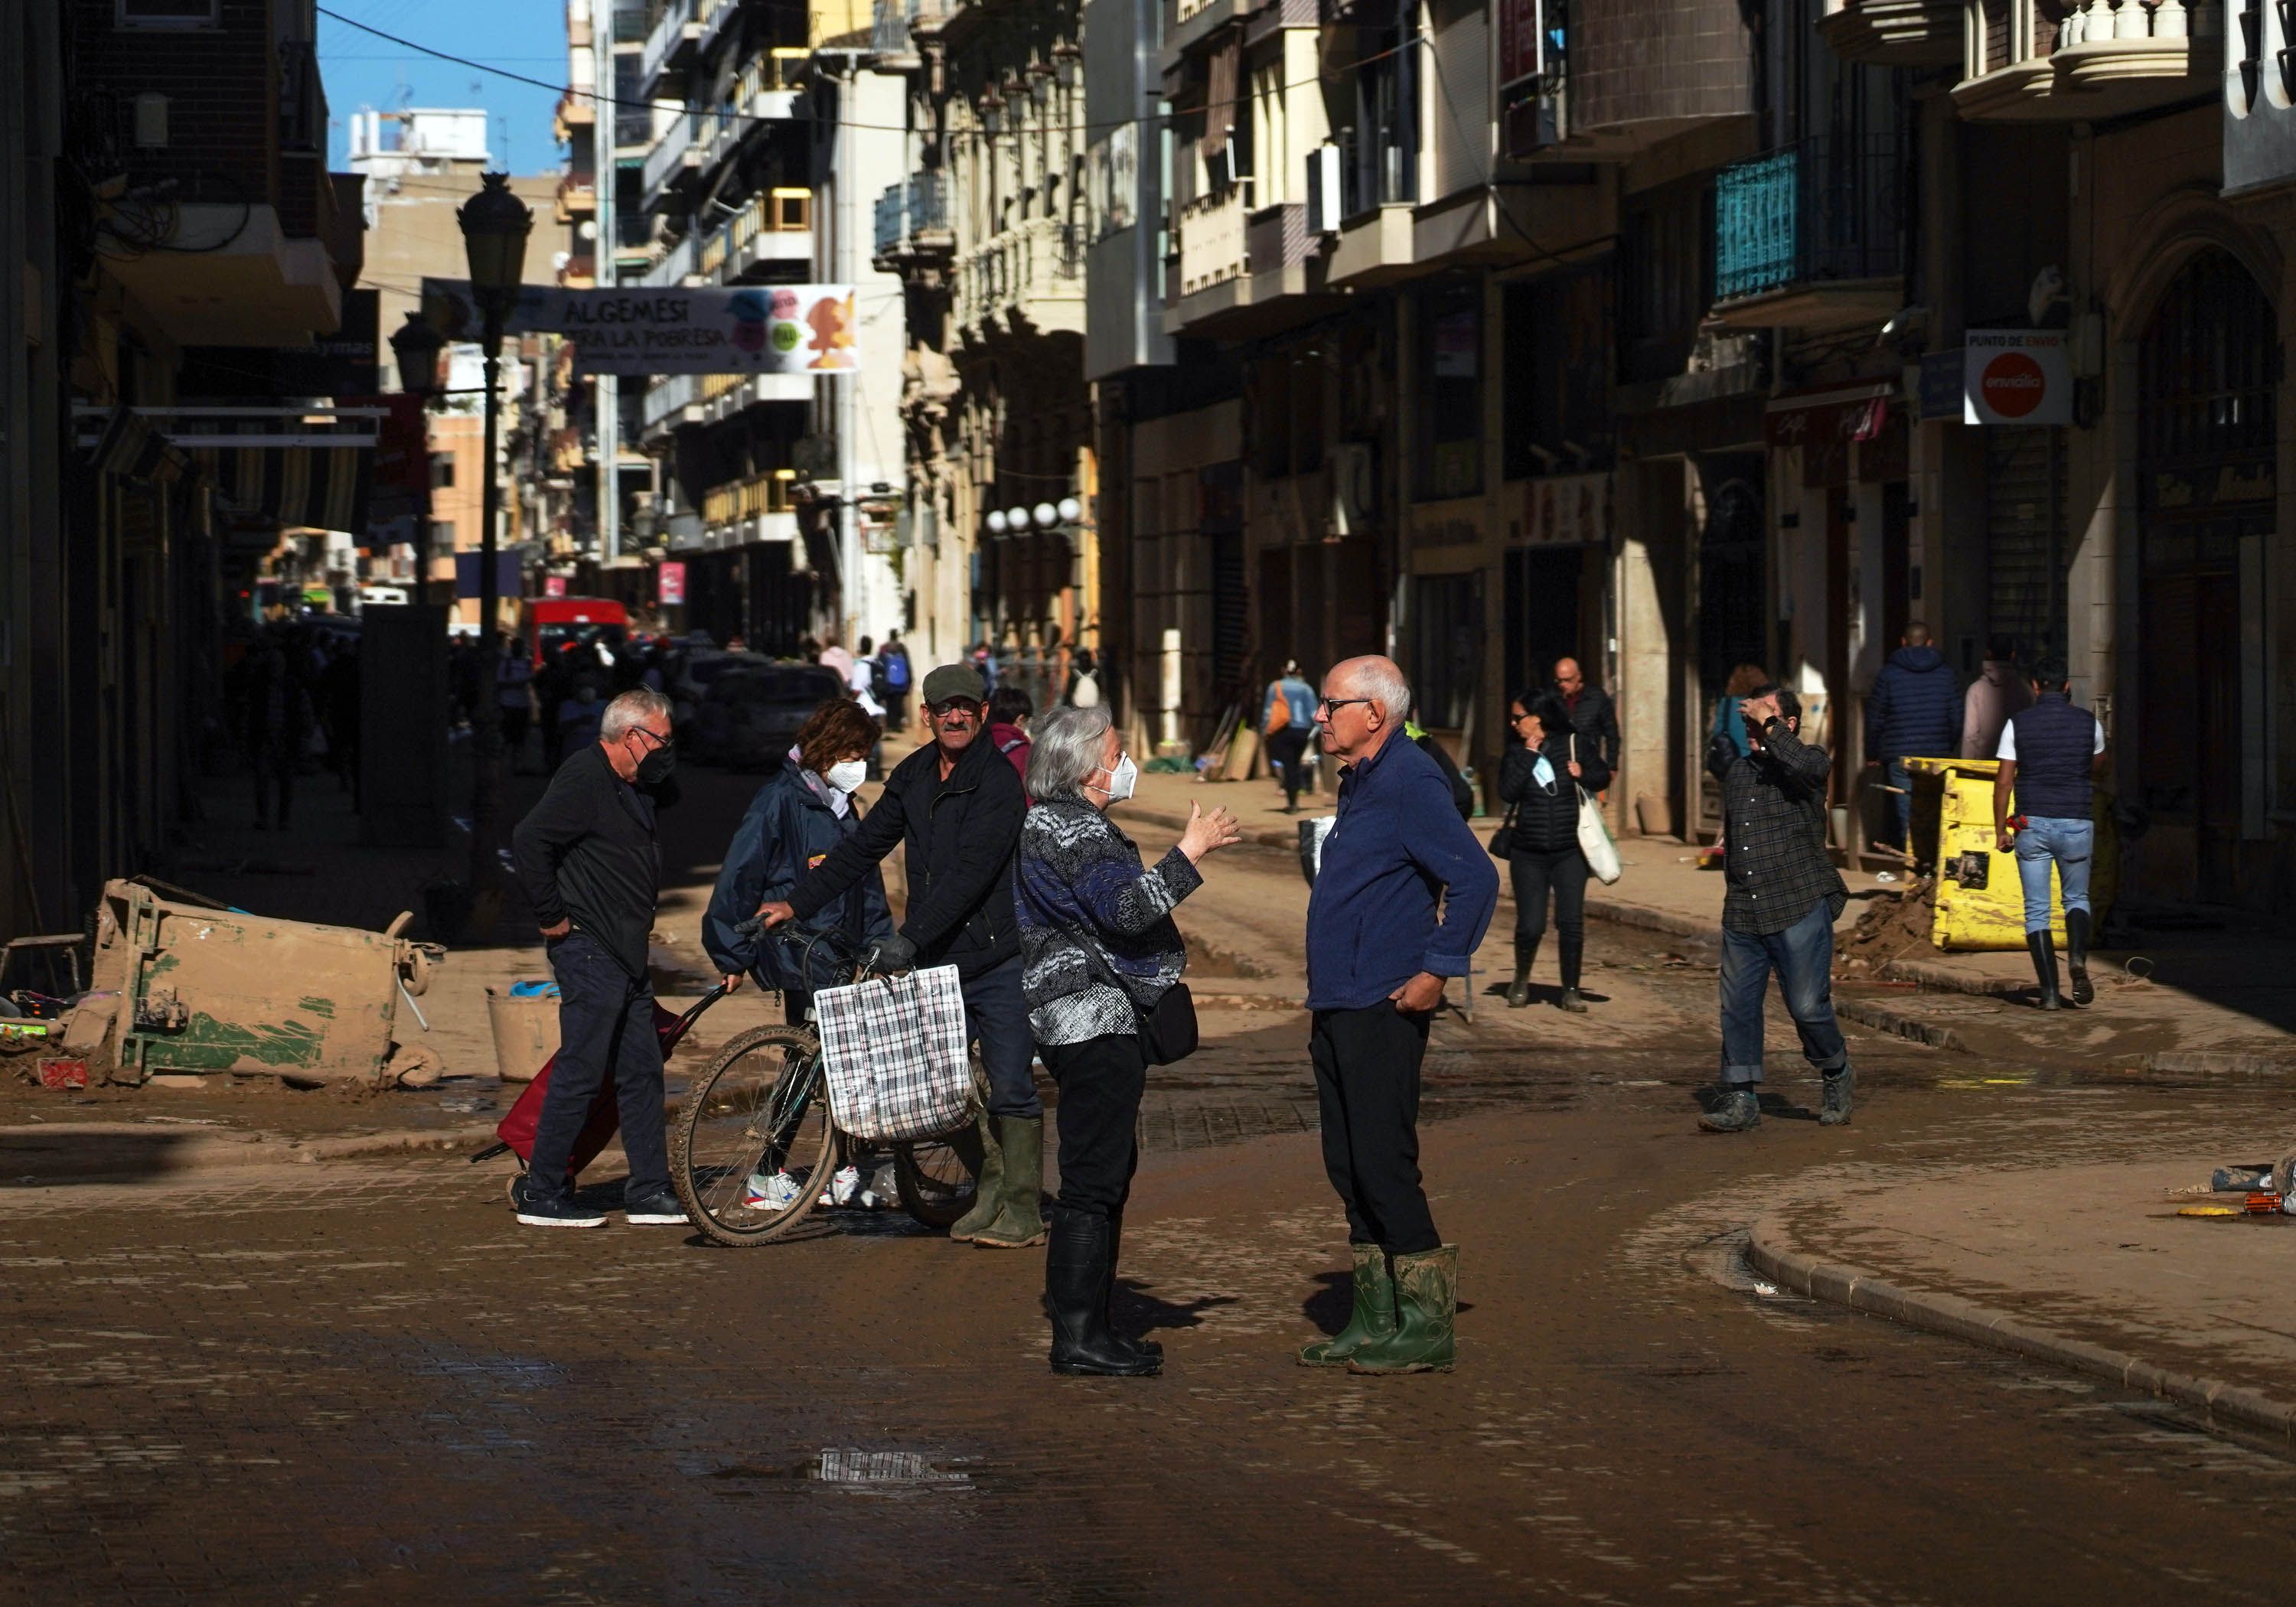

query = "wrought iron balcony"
[
  {"left": 1711, "top": 136, "right": 1906, "bottom": 325},
  {"left": 872, "top": 173, "right": 953, "bottom": 265}
]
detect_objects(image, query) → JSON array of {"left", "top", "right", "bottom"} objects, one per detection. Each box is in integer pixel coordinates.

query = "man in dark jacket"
[
  {"left": 758, "top": 663, "right": 1042, "bottom": 1247},
  {"left": 1552, "top": 657, "right": 1620, "bottom": 775},
  {"left": 1297, "top": 655, "right": 1496, "bottom": 1375},
  {"left": 1864, "top": 621, "right": 1962, "bottom": 849},
  {"left": 1704, "top": 683, "right": 1854, "bottom": 1135},
  {"left": 508, "top": 687, "right": 687, "bottom": 1229},
  {"left": 1994, "top": 657, "right": 2106, "bottom": 1011}
]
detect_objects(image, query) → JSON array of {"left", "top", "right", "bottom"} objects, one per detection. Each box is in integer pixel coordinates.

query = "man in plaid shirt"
[{"left": 1703, "top": 683, "right": 1854, "bottom": 1133}]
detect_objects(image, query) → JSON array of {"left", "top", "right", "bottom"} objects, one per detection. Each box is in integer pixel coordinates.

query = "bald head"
[
  {"left": 1317, "top": 655, "right": 1412, "bottom": 764},
  {"left": 1554, "top": 658, "right": 1584, "bottom": 694}
]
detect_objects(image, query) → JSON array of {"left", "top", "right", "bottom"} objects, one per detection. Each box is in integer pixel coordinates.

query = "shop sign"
[
  {"left": 544, "top": 575, "right": 567, "bottom": 598},
  {"left": 1963, "top": 331, "right": 2070, "bottom": 425},
  {"left": 657, "top": 560, "right": 687, "bottom": 606},
  {"left": 1518, "top": 472, "right": 1609, "bottom": 546},
  {"left": 420, "top": 279, "right": 859, "bottom": 377}
]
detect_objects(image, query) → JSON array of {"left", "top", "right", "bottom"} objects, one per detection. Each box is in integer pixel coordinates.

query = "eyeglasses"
[
  {"left": 628, "top": 727, "right": 673, "bottom": 752},
  {"left": 928, "top": 699, "right": 980, "bottom": 719},
  {"left": 1317, "top": 696, "right": 1372, "bottom": 718}
]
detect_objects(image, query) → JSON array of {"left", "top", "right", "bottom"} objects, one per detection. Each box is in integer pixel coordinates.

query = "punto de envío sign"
[
  {"left": 1962, "top": 330, "right": 2070, "bottom": 426},
  {"left": 419, "top": 279, "right": 858, "bottom": 376}
]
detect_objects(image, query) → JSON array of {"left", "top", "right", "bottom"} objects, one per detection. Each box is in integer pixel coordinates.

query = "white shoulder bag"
[{"left": 1572, "top": 735, "right": 1623, "bottom": 885}]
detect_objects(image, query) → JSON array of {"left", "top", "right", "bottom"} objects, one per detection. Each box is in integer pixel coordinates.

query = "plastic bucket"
[{"left": 486, "top": 985, "right": 560, "bottom": 1083}]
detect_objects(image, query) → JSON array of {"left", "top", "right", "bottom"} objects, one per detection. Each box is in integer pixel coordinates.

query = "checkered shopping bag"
[{"left": 811, "top": 963, "right": 977, "bottom": 1142}]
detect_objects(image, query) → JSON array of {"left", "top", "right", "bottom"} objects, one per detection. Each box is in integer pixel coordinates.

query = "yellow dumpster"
[{"left": 1903, "top": 757, "right": 2116, "bottom": 952}]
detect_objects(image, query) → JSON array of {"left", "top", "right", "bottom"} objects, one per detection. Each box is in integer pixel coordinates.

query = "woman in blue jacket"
[{"left": 704, "top": 696, "right": 892, "bottom": 1019}]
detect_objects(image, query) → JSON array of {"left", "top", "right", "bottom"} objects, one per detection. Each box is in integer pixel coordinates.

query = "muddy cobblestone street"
[{"left": 8, "top": 772, "right": 2296, "bottom": 1602}]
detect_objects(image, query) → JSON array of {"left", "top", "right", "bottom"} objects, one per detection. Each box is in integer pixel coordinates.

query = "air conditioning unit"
[
  {"left": 1306, "top": 142, "right": 1342, "bottom": 235},
  {"left": 1329, "top": 442, "right": 1375, "bottom": 537}
]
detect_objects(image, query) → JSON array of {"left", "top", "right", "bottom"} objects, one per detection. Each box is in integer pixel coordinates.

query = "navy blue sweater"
[
  {"left": 703, "top": 761, "right": 891, "bottom": 992},
  {"left": 1305, "top": 732, "right": 1499, "bottom": 1011}
]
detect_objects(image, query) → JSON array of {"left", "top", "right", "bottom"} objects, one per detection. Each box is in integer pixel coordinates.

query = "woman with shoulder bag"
[
  {"left": 1498, "top": 691, "right": 1612, "bottom": 1012},
  {"left": 1014, "top": 705, "right": 1242, "bottom": 1375}
]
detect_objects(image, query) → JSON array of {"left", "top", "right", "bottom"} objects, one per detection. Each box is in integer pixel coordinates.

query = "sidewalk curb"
[
  {"left": 1834, "top": 997, "right": 1970, "bottom": 1053},
  {"left": 1746, "top": 1217, "right": 2296, "bottom": 1446},
  {"left": 289, "top": 1124, "right": 499, "bottom": 1163}
]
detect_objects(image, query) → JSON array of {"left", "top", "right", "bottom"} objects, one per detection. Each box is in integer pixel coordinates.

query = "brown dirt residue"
[{"left": 1836, "top": 876, "right": 1938, "bottom": 978}]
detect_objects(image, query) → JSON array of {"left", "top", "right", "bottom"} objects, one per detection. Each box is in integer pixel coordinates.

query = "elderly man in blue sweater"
[{"left": 1297, "top": 655, "right": 1497, "bottom": 1375}]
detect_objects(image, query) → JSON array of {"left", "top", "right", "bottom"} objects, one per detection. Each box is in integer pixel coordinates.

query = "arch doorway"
[{"left": 2135, "top": 246, "right": 2275, "bottom": 904}]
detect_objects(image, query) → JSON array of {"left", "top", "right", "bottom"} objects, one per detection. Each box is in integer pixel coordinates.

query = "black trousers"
[
  {"left": 1509, "top": 845, "right": 1588, "bottom": 948},
  {"left": 1267, "top": 726, "right": 1311, "bottom": 807},
  {"left": 1042, "top": 1032, "right": 1147, "bottom": 1218},
  {"left": 1309, "top": 1003, "right": 1438, "bottom": 1254},
  {"left": 530, "top": 929, "right": 669, "bottom": 1202}
]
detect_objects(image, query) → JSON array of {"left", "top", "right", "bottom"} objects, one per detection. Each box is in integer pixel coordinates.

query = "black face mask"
[{"left": 634, "top": 742, "right": 677, "bottom": 787}]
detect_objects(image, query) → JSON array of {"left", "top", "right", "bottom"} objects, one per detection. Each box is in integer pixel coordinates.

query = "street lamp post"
[
  {"left": 458, "top": 172, "right": 533, "bottom": 908},
  {"left": 386, "top": 310, "right": 445, "bottom": 603}
]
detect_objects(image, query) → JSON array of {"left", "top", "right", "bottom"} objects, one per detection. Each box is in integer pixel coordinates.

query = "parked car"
[
  {"left": 691, "top": 664, "right": 846, "bottom": 769},
  {"left": 670, "top": 650, "right": 771, "bottom": 727}
]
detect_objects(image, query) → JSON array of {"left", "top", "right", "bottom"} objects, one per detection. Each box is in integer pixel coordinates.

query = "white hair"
[
  {"left": 600, "top": 687, "right": 672, "bottom": 742},
  {"left": 1342, "top": 658, "right": 1413, "bottom": 724},
  {"left": 1027, "top": 704, "right": 1116, "bottom": 800}
]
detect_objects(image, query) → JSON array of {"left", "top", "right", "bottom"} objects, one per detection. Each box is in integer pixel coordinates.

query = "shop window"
[
  {"left": 1414, "top": 282, "right": 1482, "bottom": 500},
  {"left": 1502, "top": 262, "right": 1611, "bottom": 479},
  {"left": 1409, "top": 573, "right": 1481, "bottom": 731}
]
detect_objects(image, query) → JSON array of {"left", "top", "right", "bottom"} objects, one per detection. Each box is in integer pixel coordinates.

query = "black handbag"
[
  {"left": 1487, "top": 799, "right": 1521, "bottom": 859},
  {"left": 1081, "top": 943, "right": 1199, "bottom": 1065}
]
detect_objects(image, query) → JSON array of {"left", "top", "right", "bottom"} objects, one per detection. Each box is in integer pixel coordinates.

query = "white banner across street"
[{"left": 419, "top": 279, "right": 858, "bottom": 376}]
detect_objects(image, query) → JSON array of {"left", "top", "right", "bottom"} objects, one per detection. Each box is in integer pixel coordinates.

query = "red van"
[{"left": 522, "top": 597, "right": 631, "bottom": 667}]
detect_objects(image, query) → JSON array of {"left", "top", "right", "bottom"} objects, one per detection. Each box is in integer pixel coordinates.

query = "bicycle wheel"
[
  {"left": 671, "top": 1025, "right": 837, "bottom": 1247},
  {"left": 892, "top": 1052, "right": 992, "bottom": 1229}
]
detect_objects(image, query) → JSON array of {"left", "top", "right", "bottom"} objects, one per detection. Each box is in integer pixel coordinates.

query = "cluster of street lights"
[{"left": 983, "top": 495, "right": 1084, "bottom": 538}]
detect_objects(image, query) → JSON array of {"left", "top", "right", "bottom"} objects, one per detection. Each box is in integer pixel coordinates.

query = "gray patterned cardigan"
[{"left": 1014, "top": 797, "right": 1203, "bottom": 1047}]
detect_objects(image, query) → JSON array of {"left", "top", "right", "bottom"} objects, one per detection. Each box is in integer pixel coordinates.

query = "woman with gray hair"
[{"left": 1015, "top": 704, "right": 1241, "bottom": 1375}]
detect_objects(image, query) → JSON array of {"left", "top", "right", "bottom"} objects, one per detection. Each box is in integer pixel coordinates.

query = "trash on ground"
[
  {"left": 2178, "top": 1204, "right": 2241, "bottom": 1217},
  {"left": 35, "top": 1058, "right": 87, "bottom": 1090},
  {"left": 813, "top": 1449, "right": 967, "bottom": 1485},
  {"left": 1752, "top": 1280, "right": 1779, "bottom": 1296},
  {"left": 1874, "top": 871, "right": 1897, "bottom": 883}
]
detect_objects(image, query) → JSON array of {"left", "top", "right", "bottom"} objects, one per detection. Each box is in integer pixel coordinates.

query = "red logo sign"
[{"left": 1981, "top": 352, "right": 2047, "bottom": 419}]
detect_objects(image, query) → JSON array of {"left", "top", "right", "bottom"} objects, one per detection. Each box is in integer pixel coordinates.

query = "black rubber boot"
[
  {"left": 1556, "top": 933, "right": 1587, "bottom": 1012},
  {"left": 1507, "top": 940, "right": 1536, "bottom": 1009},
  {"left": 1046, "top": 1209, "right": 1160, "bottom": 1377},
  {"left": 1103, "top": 1213, "right": 1161, "bottom": 1364},
  {"left": 2064, "top": 908, "right": 2094, "bottom": 1007},
  {"left": 2027, "top": 931, "right": 2063, "bottom": 1010}
]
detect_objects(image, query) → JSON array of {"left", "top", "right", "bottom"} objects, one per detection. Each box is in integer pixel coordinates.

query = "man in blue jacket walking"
[
  {"left": 1296, "top": 655, "right": 1497, "bottom": 1376},
  {"left": 1864, "top": 621, "right": 1961, "bottom": 849}
]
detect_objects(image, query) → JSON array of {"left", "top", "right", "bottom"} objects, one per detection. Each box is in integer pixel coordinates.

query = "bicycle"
[{"left": 669, "top": 926, "right": 986, "bottom": 1247}]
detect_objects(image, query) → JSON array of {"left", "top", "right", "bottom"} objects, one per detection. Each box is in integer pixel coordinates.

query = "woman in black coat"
[{"left": 1498, "top": 691, "right": 1612, "bottom": 1012}]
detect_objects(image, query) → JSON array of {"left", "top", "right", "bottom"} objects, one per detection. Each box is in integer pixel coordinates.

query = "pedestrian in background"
[
  {"left": 879, "top": 630, "right": 912, "bottom": 729},
  {"left": 1552, "top": 657, "right": 1620, "bottom": 775},
  {"left": 1499, "top": 691, "right": 1609, "bottom": 1012},
  {"left": 758, "top": 663, "right": 1043, "bottom": 1247},
  {"left": 1066, "top": 645, "right": 1101, "bottom": 709},
  {"left": 1994, "top": 657, "right": 2105, "bottom": 1010},
  {"left": 1298, "top": 655, "right": 1496, "bottom": 1374},
  {"left": 320, "top": 639, "right": 363, "bottom": 808},
  {"left": 1864, "top": 621, "right": 1960, "bottom": 850},
  {"left": 989, "top": 685, "right": 1035, "bottom": 796},
  {"left": 1263, "top": 659, "right": 1317, "bottom": 814},
  {"left": 508, "top": 687, "right": 688, "bottom": 1229},
  {"left": 1704, "top": 683, "right": 1854, "bottom": 1134},
  {"left": 1961, "top": 635, "right": 2033, "bottom": 761},
  {"left": 1016, "top": 705, "right": 1241, "bottom": 1375},
  {"left": 536, "top": 648, "right": 572, "bottom": 774},
  {"left": 496, "top": 634, "right": 535, "bottom": 774}
]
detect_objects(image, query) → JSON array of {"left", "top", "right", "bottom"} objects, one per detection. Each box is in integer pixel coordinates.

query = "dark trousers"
[
  {"left": 1267, "top": 726, "right": 1311, "bottom": 808},
  {"left": 1309, "top": 1003, "right": 1438, "bottom": 1255},
  {"left": 1042, "top": 1032, "right": 1146, "bottom": 1217},
  {"left": 501, "top": 705, "right": 531, "bottom": 769},
  {"left": 962, "top": 955, "right": 1042, "bottom": 1118},
  {"left": 1718, "top": 897, "right": 1848, "bottom": 1087},
  {"left": 1510, "top": 844, "right": 1590, "bottom": 989},
  {"left": 531, "top": 930, "right": 669, "bottom": 1201}
]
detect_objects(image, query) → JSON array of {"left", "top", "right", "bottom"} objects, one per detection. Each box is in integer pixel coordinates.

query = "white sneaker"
[
  {"left": 744, "top": 1170, "right": 801, "bottom": 1212},
  {"left": 820, "top": 1163, "right": 863, "bottom": 1207}
]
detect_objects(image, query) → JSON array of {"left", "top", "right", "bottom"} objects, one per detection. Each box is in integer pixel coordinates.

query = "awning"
[
  {"left": 77, "top": 406, "right": 376, "bottom": 535},
  {"left": 194, "top": 442, "right": 369, "bottom": 534}
]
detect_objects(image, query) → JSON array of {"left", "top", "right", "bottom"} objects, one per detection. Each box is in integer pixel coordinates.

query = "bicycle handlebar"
[{"left": 730, "top": 916, "right": 914, "bottom": 980}]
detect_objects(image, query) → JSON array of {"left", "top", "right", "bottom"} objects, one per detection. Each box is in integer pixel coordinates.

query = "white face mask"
[
  {"left": 824, "top": 758, "right": 868, "bottom": 794},
  {"left": 1096, "top": 751, "right": 1138, "bottom": 804}
]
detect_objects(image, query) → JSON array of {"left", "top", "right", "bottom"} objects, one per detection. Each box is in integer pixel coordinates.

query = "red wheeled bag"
[{"left": 473, "top": 985, "right": 729, "bottom": 1185}]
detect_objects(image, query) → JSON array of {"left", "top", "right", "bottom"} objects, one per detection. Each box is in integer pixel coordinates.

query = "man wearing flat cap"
[{"left": 759, "top": 663, "right": 1042, "bottom": 1246}]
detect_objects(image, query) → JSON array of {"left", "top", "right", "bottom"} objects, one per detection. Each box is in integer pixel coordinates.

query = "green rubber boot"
[
  {"left": 1347, "top": 1244, "right": 1457, "bottom": 1374},
  {"left": 970, "top": 1114, "right": 1049, "bottom": 1248},
  {"left": 947, "top": 1110, "right": 1003, "bottom": 1242},
  {"left": 1298, "top": 1243, "right": 1397, "bottom": 1366}
]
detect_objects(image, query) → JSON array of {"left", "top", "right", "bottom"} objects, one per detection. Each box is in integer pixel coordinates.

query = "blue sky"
[{"left": 321, "top": 0, "right": 569, "bottom": 176}]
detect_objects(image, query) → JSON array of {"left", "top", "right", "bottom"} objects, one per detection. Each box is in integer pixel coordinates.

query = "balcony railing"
[
  {"left": 1336, "top": 125, "right": 1414, "bottom": 220},
  {"left": 1713, "top": 135, "right": 1904, "bottom": 302},
  {"left": 641, "top": 0, "right": 699, "bottom": 90},
  {"left": 640, "top": 231, "right": 698, "bottom": 287},
  {"left": 873, "top": 171, "right": 951, "bottom": 256},
  {"left": 703, "top": 471, "right": 797, "bottom": 525},
  {"left": 642, "top": 109, "right": 702, "bottom": 195},
  {"left": 872, "top": 0, "right": 912, "bottom": 55},
  {"left": 703, "top": 189, "right": 813, "bottom": 279},
  {"left": 954, "top": 217, "right": 1084, "bottom": 332},
  {"left": 1176, "top": 181, "right": 1252, "bottom": 295}
]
